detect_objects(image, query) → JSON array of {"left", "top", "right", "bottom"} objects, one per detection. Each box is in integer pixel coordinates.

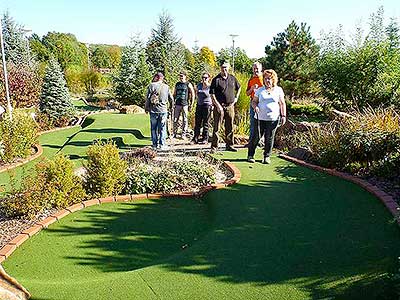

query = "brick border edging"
[
  {"left": 279, "top": 153, "right": 400, "bottom": 226},
  {"left": 0, "top": 160, "right": 241, "bottom": 263},
  {"left": 0, "top": 144, "right": 43, "bottom": 174}
]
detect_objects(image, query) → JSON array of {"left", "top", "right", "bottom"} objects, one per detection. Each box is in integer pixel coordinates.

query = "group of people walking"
[{"left": 144, "top": 60, "right": 286, "bottom": 164}]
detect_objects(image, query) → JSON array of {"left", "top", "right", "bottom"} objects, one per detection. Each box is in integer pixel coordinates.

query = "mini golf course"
[{"left": 2, "top": 113, "right": 400, "bottom": 299}]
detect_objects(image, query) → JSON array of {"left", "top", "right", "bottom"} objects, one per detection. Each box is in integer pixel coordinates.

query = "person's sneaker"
[
  {"left": 247, "top": 156, "right": 255, "bottom": 163},
  {"left": 262, "top": 156, "right": 271, "bottom": 164},
  {"left": 226, "top": 146, "right": 238, "bottom": 152}
]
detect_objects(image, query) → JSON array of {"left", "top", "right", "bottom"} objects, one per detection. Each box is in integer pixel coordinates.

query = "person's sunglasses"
[{"left": 202, "top": 77, "right": 208, "bottom": 79}]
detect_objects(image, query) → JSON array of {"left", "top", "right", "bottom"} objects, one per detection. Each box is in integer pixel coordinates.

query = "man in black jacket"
[{"left": 209, "top": 62, "right": 241, "bottom": 152}]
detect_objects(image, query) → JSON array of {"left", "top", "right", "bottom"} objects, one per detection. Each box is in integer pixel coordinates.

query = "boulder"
[
  {"left": 0, "top": 265, "right": 30, "bottom": 300},
  {"left": 120, "top": 105, "right": 145, "bottom": 114},
  {"left": 287, "top": 147, "right": 313, "bottom": 161}
]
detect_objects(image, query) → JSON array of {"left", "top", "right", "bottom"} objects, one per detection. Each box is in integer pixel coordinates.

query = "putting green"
[
  {"left": 3, "top": 150, "right": 400, "bottom": 300},
  {"left": 0, "top": 112, "right": 151, "bottom": 190}
]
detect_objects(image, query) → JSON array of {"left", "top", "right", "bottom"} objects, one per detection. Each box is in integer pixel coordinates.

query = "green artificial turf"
[
  {"left": 0, "top": 112, "right": 151, "bottom": 191},
  {"left": 3, "top": 150, "right": 400, "bottom": 300},
  {"left": 72, "top": 99, "right": 101, "bottom": 112}
]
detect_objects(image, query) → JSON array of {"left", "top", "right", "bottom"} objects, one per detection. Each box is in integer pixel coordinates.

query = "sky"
[{"left": 1, "top": 0, "right": 399, "bottom": 58}]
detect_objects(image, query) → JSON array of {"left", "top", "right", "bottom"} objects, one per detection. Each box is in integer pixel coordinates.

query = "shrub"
[
  {"left": 0, "top": 110, "right": 38, "bottom": 163},
  {"left": 318, "top": 40, "right": 400, "bottom": 109},
  {"left": 84, "top": 140, "right": 127, "bottom": 197},
  {"left": 35, "top": 154, "right": 86, "bottom": 209},
  {"left": 370, "top": 151, "right": 400, "bottom": 181},
  {"left": 65, "top": 64, "right": 85, "bottom": 94},
  {"left": 0, "top": 62, "right": 42, "bottom": 109},
  {"left": 288, "top": 103, "right": 324, "bottom": 117},
  {"left": 0, "top": 154, "right": 85, "bottom": 219},
  {"left": 295, "top": 106, "right": 400, "bottom": 178},
  {"left": 126, "top": 156, "right": 216, "bottom": 194},
  {"left": 306, "top": 124, "right": 342, "bottom": 168}
]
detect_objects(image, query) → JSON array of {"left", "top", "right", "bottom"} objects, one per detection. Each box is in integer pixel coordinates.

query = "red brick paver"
[{"left": 8, "top": 234, "right": 29, "bottom": 247}]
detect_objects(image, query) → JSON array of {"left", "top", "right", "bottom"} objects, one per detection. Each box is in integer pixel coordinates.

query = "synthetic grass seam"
[{"left": 279, "top": 153, "right": 400, "bottom": 226}]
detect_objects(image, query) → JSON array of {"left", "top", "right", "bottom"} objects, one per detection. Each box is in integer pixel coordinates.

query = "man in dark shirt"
[
  {"left": 172, "top": 71, "right": 195, "bottom": 139},
  {"left": 209, "top": 61, "right": 241, "bottom": 152}
]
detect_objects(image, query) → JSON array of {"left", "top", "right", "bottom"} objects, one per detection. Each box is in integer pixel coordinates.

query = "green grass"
[
  {"left": 3, "top": 150, "right": 400, "bottom": 300},
  {"left": 0, "top": 112, "right": 151, "bottom": 191},
  {"left": 72, "top": 99, "right": 102, "bottom": 112}
]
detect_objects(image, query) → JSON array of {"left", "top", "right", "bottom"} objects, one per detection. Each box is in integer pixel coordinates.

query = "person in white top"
[{"left": 247, "top": 69, "right": 286, "bottom": 164}]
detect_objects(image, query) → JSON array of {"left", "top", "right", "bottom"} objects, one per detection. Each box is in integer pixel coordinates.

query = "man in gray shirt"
[{"left": 145, "top": 72, "right": 174, "bottom": 150}]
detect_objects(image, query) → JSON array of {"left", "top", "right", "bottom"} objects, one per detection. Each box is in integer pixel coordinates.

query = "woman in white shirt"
[{"left": 247, "top": 69, "right": 286, "bottom": 164}]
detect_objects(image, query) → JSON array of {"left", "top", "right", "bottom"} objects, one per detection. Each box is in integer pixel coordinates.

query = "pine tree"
[
  {"left": 386, "top": 17, "right": 400, "bottom": 49},
  {"left": 1, "top": 11, "right": 33, "bottom": 66},
  {"left": 146, "top": 11, "right": 185, "bottom": 84},
  {"left": 40, "top": 58, "right": 74, "bottom": 122},
  {"left": 368, "top": 6, "right": 385, "bottom": 43},
  {"left": 264, "top": 21, "right": 320, "bottom": 99},
  {"left": 113, "top": 34, "right": 152, "bottom": 106}
]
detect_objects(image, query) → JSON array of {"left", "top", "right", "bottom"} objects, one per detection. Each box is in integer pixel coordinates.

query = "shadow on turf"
[
  {"left": 47, "top": 164, "right": 399, "bottom": 299},
  {"left": 42, "top": 126, "right": 150, "bottom": 156}
]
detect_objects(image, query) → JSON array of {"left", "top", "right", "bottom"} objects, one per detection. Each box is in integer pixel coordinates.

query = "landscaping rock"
[
  {"left": 0, "top": 265, "right": 31, "bottom": 299},
  {"left": 287, "top": 147, "right": 313, "bottom": 161},
  {"left": 119, "top": 105, "right": 145, "bottom": 114}
]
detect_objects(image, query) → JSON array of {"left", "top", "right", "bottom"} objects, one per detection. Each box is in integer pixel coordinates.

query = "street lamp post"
[
  {"left": 229, "top": 34, "right": 238, "bottom": 73},
  {"left": 0, "top": 17, "right": 12, "bottom": 121}
]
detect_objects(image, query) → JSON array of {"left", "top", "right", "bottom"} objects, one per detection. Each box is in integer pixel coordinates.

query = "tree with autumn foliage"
[{"left": 0, "top": 12, "right": 42, "bottom": 108}]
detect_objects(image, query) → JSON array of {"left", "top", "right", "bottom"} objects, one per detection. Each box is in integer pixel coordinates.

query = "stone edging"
[
  {"left": 279, "top": 153, "right": 400, "bottom": 226},
  {"left": 0, "top": 160, "right": 241, "bottom": 264},
  {"left": 0, "top": 144, "right": 43, "bottom": 174}
]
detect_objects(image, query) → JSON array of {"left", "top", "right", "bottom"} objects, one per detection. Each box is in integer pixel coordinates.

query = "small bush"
[
  {"left": 370, "top": 151, "right": 400, "bottom": 181},
  {"left": 84, "top": 140, "right": 127, "bottom": 197},
  {"left": 0, "top": 111, "right": 38, "bottom": 163},
  {"left": 289, "top": 103, "right": 324, "bottom": 116},
  {"left": 292, "top": 106, "right": 400, "bottom": 178},
  {"left": 0, "top": 154, "right": 85, "bottom": 219},
  {"left": 35, "top": 154, "right": 86, "bottom": 209},
  {"left": 126, "top": 157, "right": 216, "bottom": 194}
]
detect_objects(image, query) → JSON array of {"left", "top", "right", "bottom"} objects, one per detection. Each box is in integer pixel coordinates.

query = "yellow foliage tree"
[{"left": 199, "top": 46, "right": 216, "bottom": 68}]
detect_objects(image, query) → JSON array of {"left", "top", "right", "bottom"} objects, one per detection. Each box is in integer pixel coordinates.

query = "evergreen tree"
[
  {"left": 1, "top": 11, "right": 33, "bottom": 66},
  {"left": 386, "top": 17, "right": 400, "bottom": 49},
  {"left": 113, "top": 34, "right": 152, "bottom": 106},
  {"left": 368, "top": 6, "right": 385, "bottom": 43},
  {"left": 146, "top": 11, "right": 185, "bottom": 84},
  {"left": 40, "top": 58, "right": 74, "bottom": 122},
  {"left": 264, "top": 20, "right": 320, "bottom": 99}
]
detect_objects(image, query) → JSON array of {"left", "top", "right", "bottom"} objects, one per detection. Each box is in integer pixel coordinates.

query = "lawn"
[
  {"left": 3, "top": 149, "right": 400, "bottom": 299},
  {"left": 0, "top": 112, "right": 151, "bottom": 190}
]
